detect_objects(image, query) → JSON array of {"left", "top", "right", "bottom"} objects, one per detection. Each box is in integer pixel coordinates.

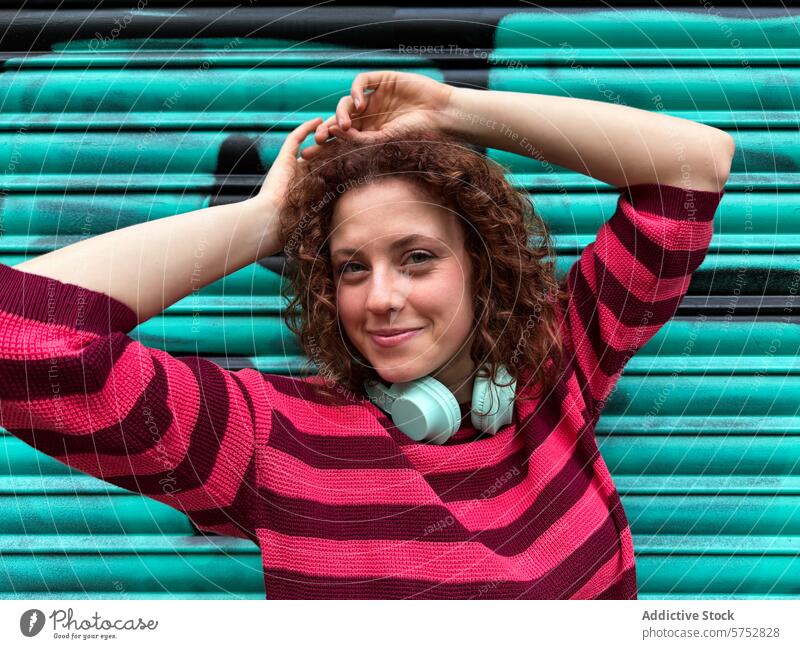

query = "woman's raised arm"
[
  {"left": 14, "top": 117, "right": 322, "bottom": 324},
  {"left": 441, "top": 85, "right": 735, "bottom": 192}
]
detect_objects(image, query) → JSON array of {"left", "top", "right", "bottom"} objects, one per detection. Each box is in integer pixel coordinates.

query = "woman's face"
[{"left": 329, "top": 176, "right": 477, "bottom": 393}]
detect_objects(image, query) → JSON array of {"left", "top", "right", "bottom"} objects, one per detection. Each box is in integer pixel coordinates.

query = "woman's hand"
[
  {"left": 254, "top": 116, "right": 323, "bottom": 215},
  {"left": 299, "top": 71, "right": 456, "bottom": 158}
]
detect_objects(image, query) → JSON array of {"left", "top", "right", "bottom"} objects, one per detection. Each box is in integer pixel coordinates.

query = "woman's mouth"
[{"left": 368, "top": 328, "right": 423, "bottom": 348}]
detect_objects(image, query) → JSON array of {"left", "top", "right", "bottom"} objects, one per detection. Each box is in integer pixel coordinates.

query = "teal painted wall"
[{"left": 0, "top": 6, "right": 796, "bottom": 599}]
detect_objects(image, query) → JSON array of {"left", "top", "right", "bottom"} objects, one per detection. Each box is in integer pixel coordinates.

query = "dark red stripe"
[
  {"left": 256, "top": 488, "right": 470, "bottom": 542},
  {"left": 0, "top": 263, "right": 138, "bottom": 334},
  {"left": 609, "top": 205, "right": 711, "bottom": 280},
  {"left": 268, "top": 408, "right": 410, "bottom": 471},
  {"left": 587, "top": 250, "right": 686, "bottom": 328},
  {"left": 4, "top": 351, "right": 174, "bottom": 457},
  {"left": 261, "top": 513, "right": 623, "bottom": 599},
  {"left": 255, "top": 435, "right": 594, "bottom": 557},
  {"left": 623, "top": 183, "right": 722, "bottom": 223},
  {"left": 109, "top": 356, "right": 232, "bottom": 496},
  {"left": 567, "top": 259, "right": 686, "bottom": 382},
  {"left": 594, "top": 565, "right": 638, "bottom": 599},
  {"left": 188, "top": 452, "right": 259, "bottom": 544},
  {"left": 267, "top": 372, "right": 369, "bottom": 407},
  {"left": 554, "top": 315, "right": 600, "bottom": 421},
  {"left": 0, "top": 333, "right": 133, "bottom": 400},
  {"left": 473, "top": 443, "right": 594, "bottom": 554},
  {"left": 566, "top": 263, "right": 635, "bottom": 382},
  {"left": 427, "top": 441, "right": 529, "bottom": 502}
]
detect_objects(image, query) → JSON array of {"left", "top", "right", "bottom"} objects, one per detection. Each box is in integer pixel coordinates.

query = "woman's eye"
[
  {"left": 338, "top": 251, "right": 434, "bottom": 275},
  {"left": 338, "top": 261, "right": 363, "bottom": 275},
  {"left": 406, "top": 250, "right": 434, "bottom": 265}
]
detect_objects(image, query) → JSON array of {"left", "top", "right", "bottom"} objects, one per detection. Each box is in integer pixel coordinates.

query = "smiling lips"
[{"left": 368, "top": 328, "right": 423, "bottom": 348}]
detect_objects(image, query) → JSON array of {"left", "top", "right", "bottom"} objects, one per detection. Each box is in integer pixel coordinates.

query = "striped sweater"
[{"left": 0, "top": 182, "right": 724, "bottom": 599}]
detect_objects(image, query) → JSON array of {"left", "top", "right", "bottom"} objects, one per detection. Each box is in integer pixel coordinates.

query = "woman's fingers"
[
  {"left": 351, "top": 71, "right": 384, "bottom": 111},
  {"left": 314, "top": 110, "right": 355, "bottom": 144},
  {"left": 284, "top": 117, "right": 323, "bottom": 157},
  {"left": 299, "top": 143, "right": 323, "bottom": 159},
  {"left": 335, "top": 95, "right": 358, "bottom": 130},
  {"left": 314, "top": 114, "right": 340, "bottom": 144}
]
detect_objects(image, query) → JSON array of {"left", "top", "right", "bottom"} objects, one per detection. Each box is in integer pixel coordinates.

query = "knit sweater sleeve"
[
  {"left": 0, "top": 263, "right": 257, "bottom": 542},
  {"left": 559, "top": 182, "right": 724, "bottom": 419}
]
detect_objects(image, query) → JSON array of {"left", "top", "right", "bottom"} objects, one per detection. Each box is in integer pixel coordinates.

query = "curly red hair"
[{"left": 278, "top": 128, "right": 567, "bottom": 408}]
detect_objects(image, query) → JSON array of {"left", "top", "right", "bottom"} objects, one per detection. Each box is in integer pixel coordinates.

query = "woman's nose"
[{"left": 365, "top": 268, "right": 412, "bottom": 314}]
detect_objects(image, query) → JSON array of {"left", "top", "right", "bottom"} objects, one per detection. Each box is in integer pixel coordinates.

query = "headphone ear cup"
[
  {"left": 390, "top": 375, "right": 461, "bottom": 444},
  {"left": 471, "top": 365, "right": 516, "bottom": 435}
]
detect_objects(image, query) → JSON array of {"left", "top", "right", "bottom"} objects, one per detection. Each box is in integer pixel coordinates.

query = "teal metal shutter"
[{"left": 0, "top": 4, "right": 795, "bottom": 599}]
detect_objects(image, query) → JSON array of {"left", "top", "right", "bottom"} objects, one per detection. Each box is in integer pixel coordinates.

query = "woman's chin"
[{"left": 371, "top": 365, "right": 427, "bottom": 386}]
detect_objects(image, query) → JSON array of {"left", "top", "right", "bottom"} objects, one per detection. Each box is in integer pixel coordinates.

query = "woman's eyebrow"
[{"left": 331, "top": 234, "right": 444, "bottom": 258}]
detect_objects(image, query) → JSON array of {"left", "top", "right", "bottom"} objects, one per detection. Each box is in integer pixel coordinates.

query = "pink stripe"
[
  {"left": 586, "top": 452, "right": 638, "bottom": 594},
  {"left": 3, "top": 341, "right": 198, "bottom": 434},
  {"left": 594, "top": 228, "right": 693, "bottom": 301},
  {"left": 455, "top": 457, "right": 611, "bottom": 537},
  {"left": 449, "top": 418, "right": 578, "bottom": 530},
  {"left": 261, "top": 395, "right": 577, "bottom": 515},
  {"left": 262, "top": 445, "right": 437, "bottom": 504},
  {"left": 596, "top": 300, "right": 666, "bottom": 352},
  {"left": 620, "top": 199, "right": 714, "bottom": 251},
  {"left": 566, "top": 295, "right": 614, "bottom": 404},
  {"left": 4, "top": 337, "right": 252, "bottom": 511},
  {"left": 0, "top": 310, "right": 102, "bottom": 360},
  {"left": 399, "top": 425, "right": 523, "bottom": 473},
  {"left": 570, "top": 537, "right": 635, "bottom": 599},
  {"left": 561, "top": 370, "right": 591, "bottom": 430},
  {"left": 263, "top": 380, "right": 390, "bottom": 438},
  {"left": 256, "top": 474, "right": 614, "bottom": 581}
]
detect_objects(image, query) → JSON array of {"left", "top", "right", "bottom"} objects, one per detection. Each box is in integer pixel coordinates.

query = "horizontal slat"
[
  {"left": 635, "top": 535, "right": 800, "bottom": 555},
  {"left": 4, "top": 203, "right": 800, "bottom": 255},
  {"left": 0, "top": 475, "right": 135, "bottom": 494},
  {"left": 0, "top": 111, "right": 791, "bottom": 131},
  {"left": 600, "top": 438, "right": 800, "bottom": 479},
  {"left": 0, "top": 173, "right": 780, "bottom": 193},
  {"left": 3, "top": 250, "right": 798, "bottom": 297},
  {"left": 0, "top": 532, "right": 796, "bottom": 596},
  {"left": 0, "top": 534, "right": 257, "bottom": 553},
  {"left": 600, "top": 416, "right": 800, "bottom": 435},
  {"left": 622, "top": 495, "right": 800, "bottom": 535},
  {"left": 497, "top": 10, "right": 800, "bottom": 50},
  {"left": 605, "top": 376, "right": 800, "bottom": 418},
  {"left": 0, "top": 68, "right": 796, "bottom": 122},
  {"left": 635, "top": 553, "right": 800, "bottom": 595},
  {"left": 0, "top": 591, "right": 262, "bottom": 599},
  {"left": 3, "top": 50, "right": 798, "bottom": 68},
  {"left": 10, "top": 232, "right": 800, "bottom": 255},
  {"left": 640, "top": 593, "right": 798, "bottom": 600},
  {"left": 490, "top": 67, "right": 800, "bottom": 110},
  {"left": 0, "top": 130, "right": 768, "bottom": 175},
  {"left": 615, "top": 476, "right": 800, "bottom": 495},
  {"left": 0, "top": 191, "right": 793, "bottom": 237},
  {"left": 0, "top": 547, "right": 264, "bottom": 593},
  {"left": 0, "top": 493, "right": 193, "bottom": 534}
]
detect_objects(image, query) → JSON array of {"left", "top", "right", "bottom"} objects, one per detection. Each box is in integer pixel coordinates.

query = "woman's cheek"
[{"left": 336, "top": 287, "right": 360, "bottom": 332}]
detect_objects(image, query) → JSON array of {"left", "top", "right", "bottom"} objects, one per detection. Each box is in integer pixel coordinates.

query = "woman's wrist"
[
  {"left": 242, "top": 195, "right": 284, "bottom": 259},
  {"left": 437, "top": 86, "right": 503, "bottom": 147}
]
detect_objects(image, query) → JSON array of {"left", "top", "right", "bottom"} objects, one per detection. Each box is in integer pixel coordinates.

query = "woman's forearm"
[
  {"left": 14, "top": 196, "right": 282, "bottom": 324},
  {"left": 442, "top": 87, "right": 735, "bottom": 192}
]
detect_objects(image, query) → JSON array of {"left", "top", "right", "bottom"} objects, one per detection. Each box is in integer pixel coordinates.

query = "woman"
[{"left": 0, "top": 71, "right": 734, "bottom": 599}]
